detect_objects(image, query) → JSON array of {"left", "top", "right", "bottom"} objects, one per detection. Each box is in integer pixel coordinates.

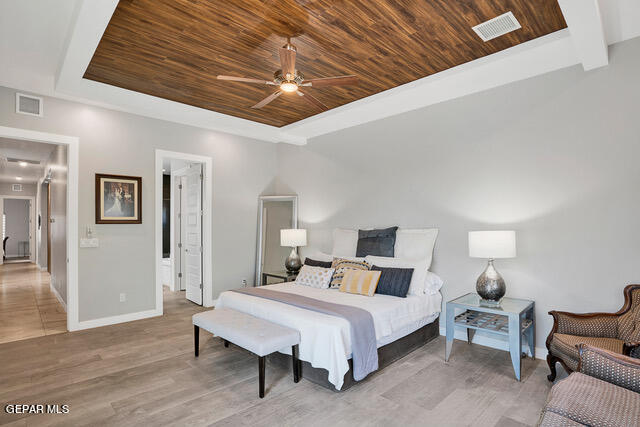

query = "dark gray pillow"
[
  {"left": 372, "top": 266, "right": 414, "bottom": 298},
  {"left": 304, "top": 258, "right": 332, "bottom": 268},
  {"left": 356, "top": 226, "right": 399, "bottom": 257}
]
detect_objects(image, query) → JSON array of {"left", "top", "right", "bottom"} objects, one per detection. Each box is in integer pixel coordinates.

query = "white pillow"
[
  {"left": 332, "top": 228, "right": 358, "bottom": 257},
  {"left": 365, "top": 255, "right": 428, "bottom": 296},
  {"left": 305, "top": 251, "right": 333, "bottom": 263},
  {"left": 332, "top": 255, "right": 365, "bottom": 263},
  {"left": 425, "top": 271, "right": 444, "bottom": 295},
  {"left": 394, "top": 228, "right": 438, "bottom": 269},
  {"left": 295, "top": 265, "right": 335, "bottom": 289}
]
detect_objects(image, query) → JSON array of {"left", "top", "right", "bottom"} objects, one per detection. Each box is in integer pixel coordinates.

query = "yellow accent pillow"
[{"left": 339, "top": 269, "right": 382, "bottom": 297}]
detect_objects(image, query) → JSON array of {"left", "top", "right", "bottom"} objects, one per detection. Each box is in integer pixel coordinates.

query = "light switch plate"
[{"left": 80, "top": 238, "right": 99, "bottom": 248}]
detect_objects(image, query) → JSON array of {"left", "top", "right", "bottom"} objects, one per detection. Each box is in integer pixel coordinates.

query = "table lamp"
[
  {"left": 281, "top": 229, "right": 307, "bottom": 273},
  {"left": 468, "top": 230, "right": 516, "bottom": 304}
]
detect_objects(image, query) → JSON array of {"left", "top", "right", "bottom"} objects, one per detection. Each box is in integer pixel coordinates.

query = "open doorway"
[
  {"left": 2, "top": 197, "right": 34, "bottom": 264},
  {"left": 156, "top": 150, "right": 213, "bottom": 313},
  {"left": 0, "top": 137, "right": 68, "bottom": 343}
]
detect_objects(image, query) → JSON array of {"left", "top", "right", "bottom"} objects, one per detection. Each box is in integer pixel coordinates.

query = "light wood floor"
[
  {"left": 0, "top": 287, "right": 555, "bottom": 426},
  {"left": 0, "top": 263, "right": 67, "bottom": 345}
]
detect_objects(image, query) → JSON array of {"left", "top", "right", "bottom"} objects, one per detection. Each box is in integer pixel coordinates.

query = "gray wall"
[
  {"left": 0, "top": 182, "right": 36, "bottom": 197},
  {"left": 3, "top": 198, "right": 29, "bottom": 256},
  {"left": 0, "top": 85, "right": 278, "bottom": 322},
  {"left": 276, "top": 37, "right": 640, "bottom": 353}
]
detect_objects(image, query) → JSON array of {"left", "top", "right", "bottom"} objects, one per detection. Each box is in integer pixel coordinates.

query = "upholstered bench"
[{"left": 192, "top": 308, "right": 301, "bottom": 398}]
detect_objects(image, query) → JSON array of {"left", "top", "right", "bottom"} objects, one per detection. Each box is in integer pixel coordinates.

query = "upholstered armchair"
[
  {"left": 545, "top": 284, "right": 640, "bottom": 381},
  {"left": 538, "top": 344, "right": 640, "bottom": 426}
]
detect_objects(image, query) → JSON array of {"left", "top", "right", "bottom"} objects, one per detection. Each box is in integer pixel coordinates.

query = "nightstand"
[
  {"left": 261, "top": 271, "right": 297, "bottom": 286},
  {"left": 445, "top": 293, "right": 535, "bottom": 381}
]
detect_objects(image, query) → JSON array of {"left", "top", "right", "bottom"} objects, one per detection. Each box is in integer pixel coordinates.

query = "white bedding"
[{"left": 216, "top": 283, "right": 442, "bottom": 390}]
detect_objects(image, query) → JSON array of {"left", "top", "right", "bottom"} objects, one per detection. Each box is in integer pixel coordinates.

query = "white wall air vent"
[
  {"left": 15, "top": 92, "right": 43, "bottom": 117},
  {"left": 12, "top": 184, "right": 23, "bottom": 192},
  {"left": 472, "top": 12, "right": 521, "bottom": 42}
]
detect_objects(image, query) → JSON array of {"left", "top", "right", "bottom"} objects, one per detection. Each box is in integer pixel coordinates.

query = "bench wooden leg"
[
  {"left": 194, "top": 325, "right": 199, "bottom": 357},
  {"left": 223, "top": 339, "right": 229, "bottom": 348},
  {"left": 259, "top": 356, "right": 265, "bottom": 398},
  {"left": 292, "top": 344, "right": 300, "bottom": 383}
]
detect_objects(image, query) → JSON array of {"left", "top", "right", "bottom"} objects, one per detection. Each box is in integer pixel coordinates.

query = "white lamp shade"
[
  {"left": 468, "top": 231, "right": 516, "bottom": 259},
  {"left": 281, "top": 229, "right": 307, "bottom": 247}
]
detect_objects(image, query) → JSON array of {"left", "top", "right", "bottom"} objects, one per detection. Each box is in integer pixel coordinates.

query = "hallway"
[{"left": 0, "top": 262, "right": 66, "bottom": 344}]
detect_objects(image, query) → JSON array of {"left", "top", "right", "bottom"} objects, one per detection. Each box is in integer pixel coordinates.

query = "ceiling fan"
[{"left": 217, "top": 39, "right": 358, "bottom": 111}]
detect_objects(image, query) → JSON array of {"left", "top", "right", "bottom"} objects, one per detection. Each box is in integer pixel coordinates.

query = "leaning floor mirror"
[{"left": 256, "top": 195, "right": 298, "bottom": 286}]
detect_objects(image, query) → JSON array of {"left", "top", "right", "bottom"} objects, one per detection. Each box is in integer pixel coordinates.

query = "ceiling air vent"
[
  {"left": 472, "top": 12, "right": 521, "bottom": 42},
  {"left": 15, "top": 92, "right": 43, "bottom": 117},
  {"left": 12, "top": 184, "right": 23, "bottom": 192}
]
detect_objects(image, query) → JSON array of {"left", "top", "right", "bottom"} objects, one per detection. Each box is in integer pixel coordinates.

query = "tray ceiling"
[{"left": 84, "top": 0, "right": 566, "bottom": 128}]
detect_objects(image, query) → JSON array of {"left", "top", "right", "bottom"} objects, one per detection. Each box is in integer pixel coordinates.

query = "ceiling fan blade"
[
  {"left": 251, "top": 90, "right": 282, "bottom": 109},
  {"left": 303, "top": 75, "right": 359, "bottom": 87},
  {"left": 217, "top": 75, "right": 273, "bottom": 85},
  {"left": 296, "top": 90, "right": 328, "bottom": 112},
  {"left": 279, "top": 46, "right": 297, "bottom": 78}
]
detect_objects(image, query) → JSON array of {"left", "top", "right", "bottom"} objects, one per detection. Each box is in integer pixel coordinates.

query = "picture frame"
[{"left": 95, "top": 173, "right": 142, "bottom": 224}]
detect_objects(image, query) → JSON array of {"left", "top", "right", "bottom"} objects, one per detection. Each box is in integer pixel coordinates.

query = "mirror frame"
[{"left": 255, "top": 195, "right": 298, "bottom": 286}]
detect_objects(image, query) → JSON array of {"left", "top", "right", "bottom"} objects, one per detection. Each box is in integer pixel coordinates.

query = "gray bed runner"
[{"left": 231, "top": 287, "right": 378, "bottom": 381}]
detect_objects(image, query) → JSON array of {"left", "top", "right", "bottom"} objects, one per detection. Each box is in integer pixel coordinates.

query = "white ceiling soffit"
[
  {"left": 4, "top": 0, "right": 638, "bottom": 145},
  {"left": 558, "top": 0, "right": 608, "bottom": 70}
]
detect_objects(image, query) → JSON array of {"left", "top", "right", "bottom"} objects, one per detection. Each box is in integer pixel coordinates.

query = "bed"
[{"left": 216, "top": 282, "right": 442, "bottom": 390}]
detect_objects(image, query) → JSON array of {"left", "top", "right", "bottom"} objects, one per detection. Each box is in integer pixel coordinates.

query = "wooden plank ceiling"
[{"left": 85, "top": 0, "right": 566, "bottom": 127}]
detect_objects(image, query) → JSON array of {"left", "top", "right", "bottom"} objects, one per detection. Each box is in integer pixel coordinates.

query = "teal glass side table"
[{"left": 445, "top": 293, "right": 535, "bottom": 381}]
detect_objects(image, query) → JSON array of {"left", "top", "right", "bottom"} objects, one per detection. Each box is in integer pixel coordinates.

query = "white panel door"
[{"left": 184, "top": 164, "right": 203, "bottom": 305}]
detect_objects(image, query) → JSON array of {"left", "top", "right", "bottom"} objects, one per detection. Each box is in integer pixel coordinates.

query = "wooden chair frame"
[{"left": 546, "top": 284, "right": 640, "bottom": 381}]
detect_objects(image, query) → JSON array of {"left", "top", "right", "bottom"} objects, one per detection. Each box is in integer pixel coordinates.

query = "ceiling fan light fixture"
[{"left": 280, "top": 82, "right": 298, "bottom": 93}]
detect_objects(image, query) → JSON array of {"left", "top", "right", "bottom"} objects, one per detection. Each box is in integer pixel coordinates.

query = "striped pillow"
[
  {"left": 330, "top": 258, "right": 371, "bottom": 289},
  {"left": 339, "top": 270, "right": 381, "bottom": 296}
]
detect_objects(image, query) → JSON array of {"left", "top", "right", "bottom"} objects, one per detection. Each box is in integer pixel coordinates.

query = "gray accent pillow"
[
  {"left": 356, "top": 226, "right": 399, "bottom": 257},
  {"left": 371, "top": 266, "right": 414, "bottom": 298}
]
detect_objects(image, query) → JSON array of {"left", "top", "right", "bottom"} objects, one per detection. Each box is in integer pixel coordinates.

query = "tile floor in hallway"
[{"left": 0, "top": 262, "right": 67, "bottom": 344}]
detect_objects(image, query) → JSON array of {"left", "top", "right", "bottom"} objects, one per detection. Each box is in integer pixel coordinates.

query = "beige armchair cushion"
[
  {"left": 550, "top": 334, "right": 624, "bottom": 371},
  {"left": 538, "top": 410, "right": 583, "bottom": 426},
  {"left": 540, "top": 373, "right": 640, "bottom": 426},
  {"left": 579, "top": 344, "right": 640, "bottom": 393}
]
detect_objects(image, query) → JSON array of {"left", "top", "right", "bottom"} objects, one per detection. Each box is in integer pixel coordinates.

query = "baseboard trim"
[
  {"left": 39, "top": 265, "right": 47, "bottom": 271},
  {"left": 49, "top": 282, "right": 67, "bottom": 312},
  {"left": 439, "top": 326, "right": 547, "bottom": 361},
  {"left": 70, "top": 308, "right": 162, "bottom": 331}
]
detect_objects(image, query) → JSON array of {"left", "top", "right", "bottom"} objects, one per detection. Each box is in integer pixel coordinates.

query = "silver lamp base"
[
  {"left": 476, "top": 259, "right": 506, "bottom": 304},
  {"left": 285, "top": 247, "right": 302, "bottom": 274}
]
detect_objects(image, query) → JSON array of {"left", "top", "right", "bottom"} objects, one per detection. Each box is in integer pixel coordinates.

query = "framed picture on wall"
[{"left": 95, "top": 174, "right": 142, "bottom": 224}]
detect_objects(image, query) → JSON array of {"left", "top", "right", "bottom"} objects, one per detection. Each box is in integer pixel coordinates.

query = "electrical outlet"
[
  {"left": 241, "top": 279, "right": 247, "bottom": 287},
  {"left": 119, "top": 293, "right": 126, "bottom": 302}
]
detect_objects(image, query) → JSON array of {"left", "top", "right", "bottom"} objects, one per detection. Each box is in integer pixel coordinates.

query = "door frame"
[
  {"left": 0, "top": 195, "right": 35, "bottom": 263},
  {"left": 0, "top": 126, "right": 79, "bottom": 330},
  {"left": 180, "top": 163, "right": 204, "bottom": 305},
  {"left": 47, "top": 182, "right": 51, "bottom": 273},
  {"left": 155, "top": 150, "right": 213, "bottom": 310},
  {"left": 172, "top": 172, "right": 186, "bottom": 292}
]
